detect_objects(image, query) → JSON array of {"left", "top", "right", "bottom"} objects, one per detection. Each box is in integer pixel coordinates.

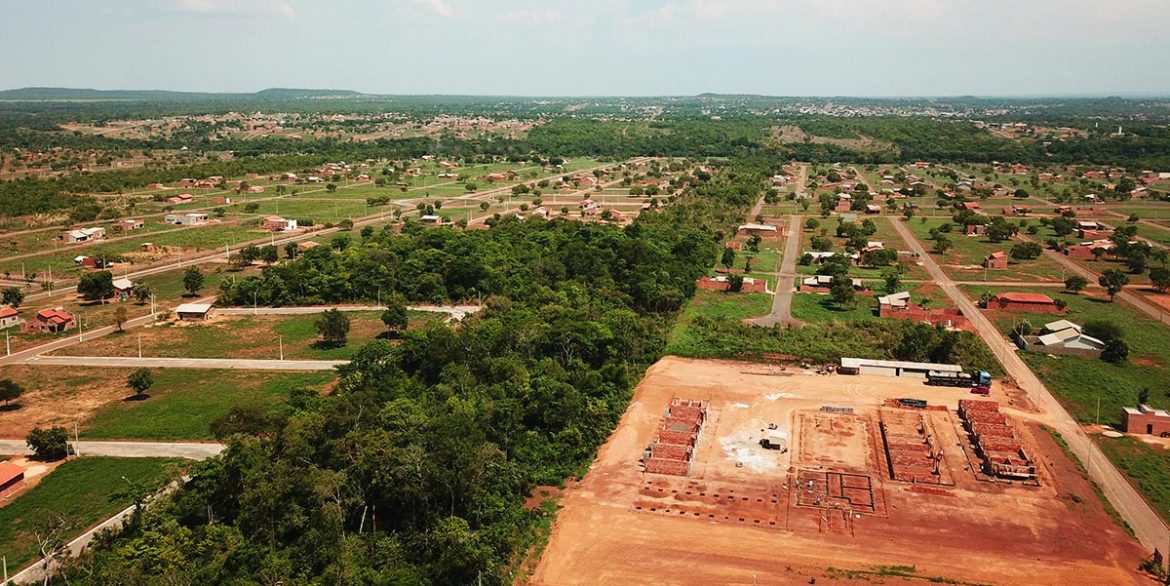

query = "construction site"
[{"left": 532, "top": 357, "right": 1151, "bottom": 586}]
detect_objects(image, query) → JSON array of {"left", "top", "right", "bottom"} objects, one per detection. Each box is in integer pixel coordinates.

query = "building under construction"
[
  {"left": 958, "top": 400, "right": 1037, "bottom": 482},
  {"left": 643, "top": 398, "right": 708, "bottom": 477}
]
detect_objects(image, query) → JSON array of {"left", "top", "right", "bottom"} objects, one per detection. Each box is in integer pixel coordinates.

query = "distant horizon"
[
  {"left": 3, "top": 86, "right": 1170, "bottom": 101},
  {"left": 4, "top": 1, "right": 1170, "bottom": 97}
]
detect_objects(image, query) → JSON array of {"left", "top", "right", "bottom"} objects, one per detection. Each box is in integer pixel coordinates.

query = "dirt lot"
[
  {"left": 0, "top": 366, "right": 134, "bottom": 438},
  {"left": 531, "top": 357, "right": 1150, "bottom": 586}
]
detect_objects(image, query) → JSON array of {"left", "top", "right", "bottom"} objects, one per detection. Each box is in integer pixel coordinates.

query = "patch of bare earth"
[{"left": 530, "top": 356, "right": 1149, "bottom": 586}]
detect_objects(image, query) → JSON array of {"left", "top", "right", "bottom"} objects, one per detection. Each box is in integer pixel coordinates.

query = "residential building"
[
  {"left": 1122, "top": 405, "right": 1170, "bottom": 436},
  {"left": 112, "top": 278, "right": 134, "bottom": 301},
  {"left": 1016, "top": 320, "right": 1105, "bottom": 358},
  {"left": 987, "top": 292, "right": 1064, "bottom": 314},
  {"left": 22, "top": 307, "right": 76, "bottom": 333},
  {"left": 262, "top": 216, "right": 298, "bottom": 232},
  {"left": 0, "top": 306, "right": 20, "bottom": 330},
  {"left": 984, "top": 251, "right": 1008, "bottom": 269},
  {"left": 175, "top": 303, "right": 215, "bottom": 321},
  {"left": 63, "top": 227, "right": 105, "bottom": 244}
]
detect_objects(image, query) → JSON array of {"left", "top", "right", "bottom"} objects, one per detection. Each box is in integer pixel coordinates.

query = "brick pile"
[
  {"left": 958, "top": 400, "right": 1037, "bottom": 481},
  {"left": 643, "top": 398, "right": 708, "bottom": 477},
  {"left": 879, "top": 409, "right": 944, "bottom": 484}
]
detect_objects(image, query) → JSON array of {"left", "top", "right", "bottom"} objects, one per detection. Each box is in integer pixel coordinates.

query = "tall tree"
[
  {"left": 315, "top": 309, "right": 350, "bottom": 346},
  {"left": 183, "top": 267, "right": 204, "bottom": 296}
]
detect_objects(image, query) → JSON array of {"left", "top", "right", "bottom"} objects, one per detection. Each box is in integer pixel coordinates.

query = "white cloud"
[
  {"left": 170, "top": 0, "right": 296, "bottom": 19},
  {"left": 411, "top": 0, "right": 455, "bottom": 18}
]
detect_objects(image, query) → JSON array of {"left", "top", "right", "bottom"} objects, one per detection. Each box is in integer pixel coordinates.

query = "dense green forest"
[{"left": 55, "top": 160, "right": 759, "bottom": 585}]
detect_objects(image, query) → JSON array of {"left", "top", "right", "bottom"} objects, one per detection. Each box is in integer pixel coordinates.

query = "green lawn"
[
  {"left": 790, "top": 292, "right": 878, "bottom": 323},
  {"left": 667, "top": 289, "right": 771, "bottom": 350},
  {"left": 1097, "top": 436, "right": 1170, "bottom": 526},
  {"left": 0, "top": 457, "right": 183, "bottom": 572},
  {"left": 82, "top": 369, "right": 335, "bottom": 439},
  {"left": 961, "top": 284, "right": 1170, "bottom": 424}
]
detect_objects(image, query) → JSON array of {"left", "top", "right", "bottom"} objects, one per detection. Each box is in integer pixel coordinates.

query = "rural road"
[
  {"left": 0, "top": 439, "right": 224, "bottom": 459},
  {"left": 22, "top": 355, "right": 347, "bottom": 371},
  {"left": 752, "top": 215, "right": 803, "bottom": 327},
  {"left": 890, "top": 217, "right": 1170, "bottom": 554}
]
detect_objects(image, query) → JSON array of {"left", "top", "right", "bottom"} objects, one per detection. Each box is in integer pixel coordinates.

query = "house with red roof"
[
  {"left": 22, "top": 307, "right": 76, "bottom": 333},
  {"left": 0, "top": 306, "right": 20, "bottom": 330},
  {"left": 988, "top": 292, "right": 1065, "bottom": 314}
]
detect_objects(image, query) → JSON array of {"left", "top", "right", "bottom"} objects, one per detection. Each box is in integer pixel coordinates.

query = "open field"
[
  {"left": 906, "top": 218, "right": 1068, "bottom": 282},
  {"left": 1097, "top": 435, "right": 1170, "bottom": 526},
  {"left": 531, "top": 357, "right": 1146, "bottom": 585},
  {"left": 0, "top": 457, "right": 183, "bottom": 572},
  {"left": 0, "top": 364, "right": 336, "bottom": 439},
  {"left": 667, "top": 290, "right": 773, "bottom": 349},
  {"left": 51, "top": 310, "right": 438, "bottom": 361}
]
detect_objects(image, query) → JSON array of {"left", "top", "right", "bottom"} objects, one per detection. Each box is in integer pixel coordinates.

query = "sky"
[{"left": 2, "top": 0, "right": 1169, "bottom": 97}]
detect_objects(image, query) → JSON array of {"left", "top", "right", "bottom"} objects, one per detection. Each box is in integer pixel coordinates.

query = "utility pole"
[
  {"left": 74, "top": 418, "right": 81, "bottom": 457},
  {"left": 1096, "top": 396, "right": 1101, "bottom": 426},
  {"left": 79, "top": 312, "right": 85, "bottom": 342},
  {"left": 279, "top": 335, "right": 284, "bottom": 361},
  {"left": 138, "top": 334, "right": 143, "bottom": 359},
  {"left": 4, "top": 330, "right": 8, "bottom": 356}
]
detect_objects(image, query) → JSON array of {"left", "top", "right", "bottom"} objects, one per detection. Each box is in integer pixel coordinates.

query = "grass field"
[
  {"left": 666, "top": 290, "right": 771, "bottom": 351},
  {"left": 82, "top": 369, "right": 335, "bottom": 439},
  {"left": 961, "top": 284, "right": 1170, "bottom": 424},
  {"left": 790, "top": 292, "right": 878, "bottom": 323},
  {"left": 905, "top": 217, "right": 1067, "bottom": 282},
  {"left": 54, "top": 310, "right": 437, "bottom": 361},
  {"left": 1096, "top": 436, "right": 1170, "bottom": 526},
  {"left": 0, "top": 457, "right": 183, "bottom": 572}
]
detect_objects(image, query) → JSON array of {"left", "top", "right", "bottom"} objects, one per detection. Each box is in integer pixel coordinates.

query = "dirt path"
[
  {"left": 752, "top": 215, "right": 802, "bottom": 327},
  {"left": 890, "top": 216, "right": 1170, "bottom": 555}
]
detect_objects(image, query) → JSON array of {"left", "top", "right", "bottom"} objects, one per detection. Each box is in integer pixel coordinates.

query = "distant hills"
[{"left": 0, "top": 87, "right": 363, "bottom": 101}]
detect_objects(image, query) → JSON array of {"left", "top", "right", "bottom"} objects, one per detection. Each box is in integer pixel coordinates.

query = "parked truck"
[{"left": 926, "top": 370, "right": 991, "bottom": 388}]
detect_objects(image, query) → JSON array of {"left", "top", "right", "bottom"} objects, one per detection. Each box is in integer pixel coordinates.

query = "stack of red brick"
[
  {"left": 644, "top": 398, "right": 708, "bottom": 477},
  {"left": 958, "top": 400, "right": 1036, "bottom": 481}
]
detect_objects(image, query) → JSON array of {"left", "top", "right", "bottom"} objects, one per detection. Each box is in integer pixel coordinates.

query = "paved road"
[
  {"left": 0, "top": 439, "right": 223, "bottom": 458},
  {"left": 217, "top": 304, "right": 482, "bottom": 321},
  {"left": 23, "top": 355, "right": 346, "bottom": 371},
  {"left": 752, "top": 216, "right": 803, "bottom": 327},
  {"left": 890, "top": 217, "right": 1170, "bottom": 554}
]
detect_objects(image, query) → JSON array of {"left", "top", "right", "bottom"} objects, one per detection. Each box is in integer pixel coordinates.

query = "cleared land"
[
  {"left": 531, "top": 357, "right": 1146, "bottom": 586},
  {"left": 0, "top": 365, "right": 335, "bottom": 439},
  {"left": 0, "top": 457, "right": 183, "bottom": 572}
]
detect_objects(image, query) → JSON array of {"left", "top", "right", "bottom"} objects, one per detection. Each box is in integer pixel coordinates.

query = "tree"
[
  {"left": 1150, "top": 267, "right": 1170, "bottom": 293},
  {"left": 1, "top": 286, "right": 23, "bottom": 309},
  {"left": 338, "top": 219, "right": 354, "bottom": 231},
  {"left": 829, "top": 277, "right": 855, "bottom": 307},
  {"left": 284, "top": 242, "right": 300, "bottom": 260},
  {"left": 381, "top": 302, "right": 409, "bottom": 336},
  {"left": 260, "top": 245, "right": 279, "bottom": 265},
  {"left": 135, "top": 283, "right": 152, "bottom": 304},
  {"left": 1138, "top": 388, "right": 1151, "bottom": 405},
  {"left": 721, "top": 247, "right": 736, "bottom": 270},
  {"left": 804, "top": 218, "right": 820, "bottom": 232},
  {"left": 26, "top": 426, "right": 69, "bottom": 461},
  {"left": 183, "top": 266, "right": 204, "bottom": 296},
  {"left": 0, "top": 379, "right": 24, "bottom": 407},
  {"left": 315, "top": 309, "right": 350, "bottom": 346},
  {"left": 113, "top": 306, "right": 128, "bottom": 332},
  {"left": 479, "top": 201, "right": 490, "bottom": 212},
  {"left": 77, "top": 270, "right": 114, "bottom": 301},
  {"left": 1101, "top": 339, "right": 1129, "bottom": 364},
  {"left": 882, "top": 268, "right": 902, "bottom": 294},
  {"left": 727, "top": 274, "right": 744, "bottom": 293},
  {"left": 933, "top": 235, "right": 952, "bottom": 254},
  {"left": 128, "top": 368, "right": 154, "bottom": 398},
  {"left": 1083, "top": 320, "right": 1123, "bottom": 344},
  {"left": 1064, "top": 275, "right": 1089, "bottom": 293},
  {"left": 244, "top": 202, "right": 260, "bottom": 213},
  {"left": 326, "top": 183, "right": 338, "bottom": 193},
  {"left": 1009, "top": 242, "right": 1042, "bottom": 260},
  {"left": 1098, "top": 269, "right": 1129, "bottom": 300}
]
